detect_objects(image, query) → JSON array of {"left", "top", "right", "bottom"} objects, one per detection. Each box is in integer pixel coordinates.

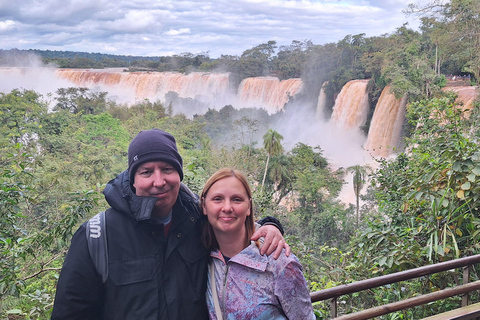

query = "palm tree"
[
  {"left": 261, "top": 129, "right": 284, "bottom": 189},
  {"left": 346, "top": 165, "right": 371, "bottom": 227},
  {"left": 268, "top": 154, "right": 292, "bottom": 205}
]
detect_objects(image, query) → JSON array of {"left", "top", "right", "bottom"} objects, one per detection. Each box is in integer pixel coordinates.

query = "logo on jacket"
[{"left": 89, "top": 213, "right": 102, "bottom": 238}]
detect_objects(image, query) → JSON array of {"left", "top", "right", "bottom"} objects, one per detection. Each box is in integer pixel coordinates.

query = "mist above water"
[{"left": 0, "top": 54, "right": 376, "bottom": 205}]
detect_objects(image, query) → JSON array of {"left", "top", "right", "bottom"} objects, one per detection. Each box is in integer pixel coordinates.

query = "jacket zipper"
[{"left": 221, "top": 262, "right": 229, "bottom": 318}]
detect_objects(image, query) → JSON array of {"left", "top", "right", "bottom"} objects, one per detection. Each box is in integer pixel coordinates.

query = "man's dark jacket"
[{"left": 51, "top": 170, "right": 210, "bottom": 320}]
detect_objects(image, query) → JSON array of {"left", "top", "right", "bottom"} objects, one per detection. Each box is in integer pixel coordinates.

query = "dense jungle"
[{"left": 2, "top": 0, "right": 480, "bottom": 318}]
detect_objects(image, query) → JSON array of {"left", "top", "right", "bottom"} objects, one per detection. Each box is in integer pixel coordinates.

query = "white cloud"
[
  {"left": 164, "top": 28, "right": 191, "bottom": 36},
  {"left": 0, "top": 20, "right": 15, "bottom": 32},
  {"left": 103, "top": 10, "right": 161, "bottom": 33}
]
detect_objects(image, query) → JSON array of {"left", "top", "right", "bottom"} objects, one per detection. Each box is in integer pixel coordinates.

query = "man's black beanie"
[{"left": 128, "top": 129, "right": 184, "bottom": 183}]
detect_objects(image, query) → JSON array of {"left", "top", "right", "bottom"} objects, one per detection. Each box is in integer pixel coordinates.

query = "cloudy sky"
[{"left": 1, "top": 0, "right": 429, "bottom": 58}]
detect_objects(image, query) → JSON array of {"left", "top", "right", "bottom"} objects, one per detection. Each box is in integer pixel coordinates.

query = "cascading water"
[
  {"left": 54, "top": 69, "right": 303, "bottom": 114},
  {"left": 364, "top": 86, "right": 406, "bottom": 158},
  {"left": 315, "top": 81, "right": 328, "bottom": 121},
  {"left": 55, "top": 69, "right": 231, "bottom": 103},
  {"left": 330, "top": 79, "right": 370, "bottom": 130},
  {"left": 237, "top": 76, "right": 303, "bottom": 113}
]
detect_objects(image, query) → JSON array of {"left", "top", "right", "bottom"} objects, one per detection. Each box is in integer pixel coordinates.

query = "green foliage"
[
  {"left": 54, "top": 87, "right": 108, "bottom": 115},
  {"left": 365, "top": 93, "right": 480, "bottom": 270},
  {"left": 273, "top": 40, "right": 312, "bottom": 80},
  {"left": 274, "top": 143, "right": 352, "bottom": 248},
  {"left": 0, "top": 89, "right": 46, "bottom": 156},
  {"left": 261, "top": 129, "right": 284, "bottom": 189},
  {"left": 0, "top": 147, "right": 100, "bottom": 304},
  {"left": 236, "top": 41, "right": 277, "bottom": 79},
  {"left": 0, "top": 89, "right": 117, "bottom": 318}
]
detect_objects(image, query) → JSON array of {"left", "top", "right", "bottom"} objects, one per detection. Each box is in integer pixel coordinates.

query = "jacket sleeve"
[
  {"left": 257, "top": 216, "right": 284, "bottom": 235},
  {"left": 51, "top": 224, "right": 104, "bottom": 320},
  {"left": 274, "top": 256, "right": 316, "bottom": 320}
]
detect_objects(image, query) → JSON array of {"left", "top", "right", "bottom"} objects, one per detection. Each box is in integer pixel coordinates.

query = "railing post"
[
  {"left": 330, "top": 297, "right": 337, "bottom": 318},
  {"left": 462, "top": 265, "right": 470, "bottom": 307}
]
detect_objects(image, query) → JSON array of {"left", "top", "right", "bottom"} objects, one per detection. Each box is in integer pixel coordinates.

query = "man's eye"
[{"left": 163, "top": 167, "right": 174, "bottom": 173}]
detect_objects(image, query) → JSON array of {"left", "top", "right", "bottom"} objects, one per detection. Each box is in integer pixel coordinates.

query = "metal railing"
[{"left": 310, "top": 254, "right": 480, "bottom": 319}]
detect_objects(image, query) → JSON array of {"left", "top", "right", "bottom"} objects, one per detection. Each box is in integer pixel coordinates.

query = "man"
[{"left": 51, "top": 129, "right": 288, "bottom": 320}]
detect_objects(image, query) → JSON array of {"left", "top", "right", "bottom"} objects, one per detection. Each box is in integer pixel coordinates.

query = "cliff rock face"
[{"left": 443, "top": 86, "right": 478, "bottom": 113}]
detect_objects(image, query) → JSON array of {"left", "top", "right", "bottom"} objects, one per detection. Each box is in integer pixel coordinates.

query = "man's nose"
[{"left": 152, "top": 170, "right": 166, "bottom": 187}]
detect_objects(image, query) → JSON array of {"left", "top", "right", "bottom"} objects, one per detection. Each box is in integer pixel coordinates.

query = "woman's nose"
[{"left": 222, "top": 201, "right": 233, "bottom": 212}]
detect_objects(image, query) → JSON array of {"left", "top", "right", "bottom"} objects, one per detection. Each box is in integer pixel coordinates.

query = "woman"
[{"left": 201, "top": 168, "right": 315, "bottom": 320}]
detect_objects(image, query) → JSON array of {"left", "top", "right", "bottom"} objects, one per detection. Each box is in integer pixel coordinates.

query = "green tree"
[
  {"left": 406, "top": 0, "right": 480, "bottom": 81},
  {"left": 0, "top": 89, "right": 46, "bottom": 155},
  {"left": 261, "top": 129, "right": 284, "bottom": 189},
  {"left": 55, "top": 87, "right": 108, "bottom": 115},
  {"left": 237, "top": 41, "right": 277, "bottom": 79},
  {"left": 285, "top": 143, "right": 350, "bottom": 247},
  {"left": 363, "top": 25, "right": 437, "bottom": 99},
  {"left": 345, "top": 165, "right": 371, "bottom": 227},
  {"left": 273, "top": 40, "right": 312, "bottom": 79},
  {"left": 0, "top": 147, "right": 100, "bottom": 314},
  {"left": 443, "top": 0, "right": 480, "bottom": 80}
]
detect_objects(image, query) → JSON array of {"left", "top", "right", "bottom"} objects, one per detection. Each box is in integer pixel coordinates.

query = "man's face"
[{"left": 133, "top": 161, "right": 181, "bottom": 218}]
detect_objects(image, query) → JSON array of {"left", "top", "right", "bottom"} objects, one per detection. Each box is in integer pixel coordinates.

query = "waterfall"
[
  {"left": 364, "top": 86, "right": 406, "bottom": 157},
  {"left": 330, "top": 79, "right": 370, "bottom": 130},
  {"left": 237, "top": 77, "right": 303, "bottom": 113},
  {"left": 55, "top": 69, "right": 302, "bottom": 113},
  {"left": 315, "top": 81, "right": 328, "bottom": 121},
  {"left": 55, "top": 69, "right": 231, "bottom": 103}
]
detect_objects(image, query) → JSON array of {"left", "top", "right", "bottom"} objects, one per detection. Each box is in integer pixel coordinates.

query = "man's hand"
[{"left": 252, "top": 224, "right": 291, "bottom": 259}]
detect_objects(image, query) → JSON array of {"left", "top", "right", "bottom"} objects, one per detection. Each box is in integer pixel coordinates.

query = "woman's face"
[{"left": 203, "top": 176, "right": 251, "bottom": 236}]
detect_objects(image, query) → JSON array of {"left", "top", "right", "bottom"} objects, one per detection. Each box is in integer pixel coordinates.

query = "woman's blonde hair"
[{"left": 200, "top": 168, "right": 254, "bottom": 250}]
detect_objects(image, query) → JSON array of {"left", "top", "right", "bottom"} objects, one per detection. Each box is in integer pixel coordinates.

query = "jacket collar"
[
  {"left": 103, "top": 170, "right": 162, "bottom": 221},
  {"left": 211, "top": 242, "right": 268, "bottom": 272}
]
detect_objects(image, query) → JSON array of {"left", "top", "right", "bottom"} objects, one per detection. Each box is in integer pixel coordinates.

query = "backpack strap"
[{"left": 86, "top": 211, "right": 108, "bottom": 284}]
